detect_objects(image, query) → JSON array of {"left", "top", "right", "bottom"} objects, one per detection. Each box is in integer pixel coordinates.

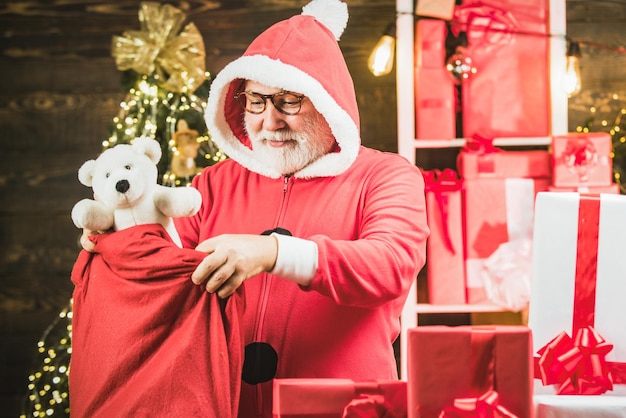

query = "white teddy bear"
[{"left": 71, "top": 137, "right": 202, "bottom": 247}]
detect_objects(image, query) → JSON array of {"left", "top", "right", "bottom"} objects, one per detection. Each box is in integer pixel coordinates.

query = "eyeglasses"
[{"left": 234, "top": 91, "right": 305, "bottom": 115}]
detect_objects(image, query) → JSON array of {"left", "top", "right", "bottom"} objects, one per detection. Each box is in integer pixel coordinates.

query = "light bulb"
[
  {"left": 563, "top": 41, "right": 582, "bottom": 97},
  {"left": 368, "top": 23, "right": 396, "bottom": 77},
  {"left": 445, "top": 32, "right": 476, "bottom": 84}
]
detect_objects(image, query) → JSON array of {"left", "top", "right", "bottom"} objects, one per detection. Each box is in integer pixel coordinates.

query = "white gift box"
[
  {"left": 534, "top": 395, "right": 626, "bottom": 418},
  {"left": 529, "top": 192, "right": 626, "bottom": 398}
]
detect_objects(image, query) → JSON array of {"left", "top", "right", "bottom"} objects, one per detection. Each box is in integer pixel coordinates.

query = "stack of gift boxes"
[
  {"left": 414, "top": 0, "right": 620, "bottom": 310},
  {"left": 424, "top": 132, "right": 618, "bottom": 311},
  {"left": 269, "top": 0, "right": 626, "bottom": 416}
]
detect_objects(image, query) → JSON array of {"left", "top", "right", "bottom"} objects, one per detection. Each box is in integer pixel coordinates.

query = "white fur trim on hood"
[{"left": 205, "top": 0, "right": 361, "bottom": 179}]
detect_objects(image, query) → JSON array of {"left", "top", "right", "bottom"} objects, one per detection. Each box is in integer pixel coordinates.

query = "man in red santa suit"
[
  {"left": 81, "top": 0, "right": 429, "bottom": 416},
  {"left": 175, "top": 0, "right": 429, "bottom": 416}
]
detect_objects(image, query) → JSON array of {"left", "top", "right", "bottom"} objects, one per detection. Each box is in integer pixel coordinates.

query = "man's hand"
[
  {"left": 192, "top": 234, "right": 278, "bottom": 298},
  {"left": 79, "top": 229, "right": 101, "bottom": 252}
]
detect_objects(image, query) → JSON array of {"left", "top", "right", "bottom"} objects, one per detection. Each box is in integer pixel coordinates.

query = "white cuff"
[{"left": 270, "top": 233, "right": 318, "bottom": 286}]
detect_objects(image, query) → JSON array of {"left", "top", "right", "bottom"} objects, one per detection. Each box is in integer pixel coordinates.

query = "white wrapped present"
[{"left": 529, "top": 192, "right": 626, "bottom": 398}]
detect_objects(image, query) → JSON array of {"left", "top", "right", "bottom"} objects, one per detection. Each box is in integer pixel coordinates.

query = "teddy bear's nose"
[{"left": 116, "top": 179, "right": 130, "bottom": 194}]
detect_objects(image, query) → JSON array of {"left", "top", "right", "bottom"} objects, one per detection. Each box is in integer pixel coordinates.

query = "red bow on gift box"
[
  {"left": 559, "top": 136, "right": 600, "bottom": 182},
  {"left": 459, "top": 134, "right": 501, "bottom": 175},
  {"left": 462, "top": 134, "right": 500, "bottom": 154},
  {"left": 438, "top": 390, "right": 517, "bottom": 418},
  {"left": 536, "top": 325, "right": 614, "bottom": 395}
]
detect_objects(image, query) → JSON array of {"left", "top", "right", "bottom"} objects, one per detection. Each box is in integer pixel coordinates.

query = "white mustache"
[{"left": 256, "top": 130, "right": 301, "bottom": 143}]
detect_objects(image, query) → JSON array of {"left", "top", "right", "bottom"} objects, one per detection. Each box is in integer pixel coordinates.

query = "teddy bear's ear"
[
  {"left": 77, "top": 160, "right": 97, "bottom": 187},
  {"left": 132, "top": 136, "right": 162, "bottom": 164}
]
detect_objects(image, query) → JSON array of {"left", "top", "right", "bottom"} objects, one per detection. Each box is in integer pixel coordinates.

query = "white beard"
[{"left": 245, "top": 111, "right": 334, "bottom": 176}]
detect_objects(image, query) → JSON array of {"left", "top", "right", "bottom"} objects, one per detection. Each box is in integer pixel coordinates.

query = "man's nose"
[{"left": 261, "top": 103, "right": 287, "bottom": 131}]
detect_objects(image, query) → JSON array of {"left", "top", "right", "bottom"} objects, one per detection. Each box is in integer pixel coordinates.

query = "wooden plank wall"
[{"left": 0, "top": 0, "right": 625, "bottom": 415}]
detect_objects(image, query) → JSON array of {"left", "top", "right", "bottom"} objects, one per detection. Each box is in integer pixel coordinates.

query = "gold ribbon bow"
[{"left": 111, "top": 1, "right": 206, "bottom": 93}]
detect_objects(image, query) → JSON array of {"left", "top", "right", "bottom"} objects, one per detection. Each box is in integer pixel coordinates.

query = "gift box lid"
[{"left": 273, "top": 378, "right": 407, "bottom": 417}]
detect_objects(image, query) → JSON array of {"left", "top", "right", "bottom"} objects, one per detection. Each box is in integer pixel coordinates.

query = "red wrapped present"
[
  {"left": 529, "top": 193, "right": 626, "bottom": 397},
  {"left": 423, "top": 169, "right": 466, "bottom": 304},
  {"left": 551, "top": 133, "right": 613, "bottom": 187},
  {"left": 456, "top": 0, "right": 550, "bottom": 139},
  {"left": 415, "top": 19, "right": 456, "bottom": 140},
  {"left": 272, "top": 379, "right": 407, "bottom": 418},
  {"left": 415, "top": 19, "right": 447, "bottom": 68},
  {"left": 458, "top": 136, "right": 550, "bottom": 307},
  {"left": 464, "top": 178, "right": 550, "bottom": 311},
  {"left": 415, "top": 67, "right": 456, "bottom": 140},
  {"left": 457, "top": 135, "right": 551, "bottom": 180},
  {"left": 407, "top": 325, "right": 533, "bottom": 418}
]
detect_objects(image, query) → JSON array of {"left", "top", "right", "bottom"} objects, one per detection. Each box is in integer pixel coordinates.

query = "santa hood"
[{"left": 205, "top": 0, "right": 361, "bottom": 179}]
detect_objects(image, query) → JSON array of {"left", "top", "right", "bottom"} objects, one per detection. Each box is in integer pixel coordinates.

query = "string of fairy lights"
[
  {"left": 574, "top": 92, "right": 626, "bottom": 193},
  {"left": 21, "top": 301, "right": 72, "bottom": 418},
  {"left": 103, "top": 72, "right": 227, "bottom": 187}
]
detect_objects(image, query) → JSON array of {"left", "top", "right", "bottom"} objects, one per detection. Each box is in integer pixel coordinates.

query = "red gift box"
[
  {"left": 415, "top": 19, "right": 447, "bottom": 68},
  {"left": 407, "top": 325, "right": 533, "bottom": 418},
  {"left": 463, "top": 177, "right": 549, "bottom": 305},
  {"left": 551, "top": 132, "right": 613, "bottom": 187},
  {"left": 423, "top": 169, "right": 466, "bottom": 304},
  {"left": 457, "top": 136, "right": 551, "bottom": 180},
  {"left": 414, "top": 19, "right": 456, "bottom": 140},
  {"left": 457, "top": 0, "right": 550, "bottom": 139},
  {"left": 415, "top": 68, "right": 456, "bottom": 140},
  {"left": 272, "top": 379, "right": 407, "bottom": 418}
]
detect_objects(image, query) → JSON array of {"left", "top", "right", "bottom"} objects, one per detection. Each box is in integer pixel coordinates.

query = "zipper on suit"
[
  {"left": 255, "top": 175, "right": 291, "bottom": 341},
  {"left": 253, "top": 174, "right": 292, "bottom": 416}
]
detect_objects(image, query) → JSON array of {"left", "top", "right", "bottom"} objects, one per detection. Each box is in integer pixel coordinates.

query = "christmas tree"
[
  {"left": 574, "top": 92, "right": 626, "bottom": 193},
  {"left": 21, "top": 3, "right": 223, "bottom": 416},
  {"left": 106, "top": 1, "right": 226, "bottom": 186}
]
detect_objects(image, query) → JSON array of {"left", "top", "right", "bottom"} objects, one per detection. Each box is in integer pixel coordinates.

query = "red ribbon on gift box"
[
  {"left": 451, "top": 2, "right": 518, "bottom": 47},
  {"left": 423, "top": 168, "right": 463, "bottom": 254},
  {"left": 462, "top": 134, "right": 499, "bottom": 154},
  {"left": 438, "top": 390, "right": 517, "bottom": 418},
  {"left": 438, "top": 328, "right": 517, "bottom": 418},
  {"left": 459, "top": 134, "right": 501, "bottom": 175},
  {"left": 535, "top": 195, "right": 626, "bottom": 394}
]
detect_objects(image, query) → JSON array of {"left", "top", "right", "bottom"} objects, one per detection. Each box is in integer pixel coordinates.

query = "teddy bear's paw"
[
  {"left": 71, "top": 199, "right": 115, "bottom": 231},
  {"left": 153, "top": 185, "right": 202, "bottom": 218}
]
